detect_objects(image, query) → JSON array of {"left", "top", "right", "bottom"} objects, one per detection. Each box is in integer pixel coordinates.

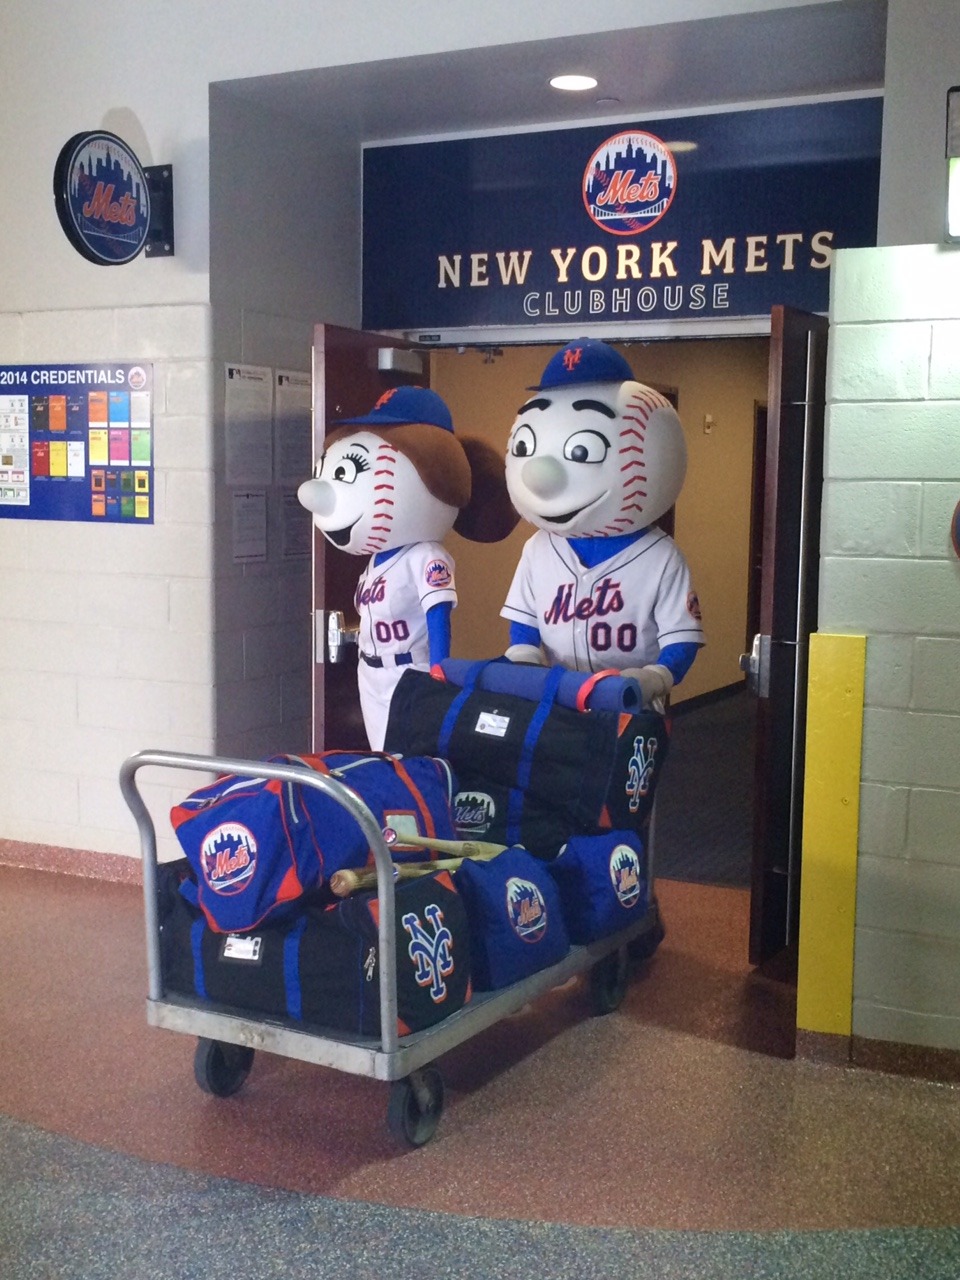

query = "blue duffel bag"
[
  {"left": 547, "top": 830, "right": 648, "bottom": 944},
  {"left": 454, "top": 845, "right": 570, "bottom": 991}
]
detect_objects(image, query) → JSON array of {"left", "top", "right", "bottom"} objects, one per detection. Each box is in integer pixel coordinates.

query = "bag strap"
[
  {"left": 437, "top": 659, "right": 494, "bottom": 758},
  {"left": 190, "top": 917, "right": 208, "bottom": 1000},
  {"left": 574, "top": 668, "right": 620, "bottom": 713},
  {"left": 505, "top": 664, "right": 565, "bottom": 846},
  {"left": 283, "top": 916, "right": 308, "bottom": 1020}
]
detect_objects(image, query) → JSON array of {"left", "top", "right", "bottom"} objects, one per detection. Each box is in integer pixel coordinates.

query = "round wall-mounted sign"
[
  {"left": 952, "top": 497, "right": 960, "bottom": 560},
  {"left": 53, "top": 131, "right": 151, "bottom": 265}
]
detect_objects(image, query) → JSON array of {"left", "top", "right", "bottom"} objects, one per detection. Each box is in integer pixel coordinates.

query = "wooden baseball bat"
[
  {"left": 382, "top": 831, "right": 508, "bottom": 859},
  {"left": 329, "top": 847, "right": 503, "bottom": 898}
]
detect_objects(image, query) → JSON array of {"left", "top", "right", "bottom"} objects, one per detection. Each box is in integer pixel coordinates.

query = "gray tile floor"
[{"left": 4, "top": 1115, "right": 960, "bottom": 1280}]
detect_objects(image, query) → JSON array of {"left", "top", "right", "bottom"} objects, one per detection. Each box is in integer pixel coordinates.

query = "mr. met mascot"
[
  {"left": 501, "top": 338, "right": 704, "bottom": 708},
  {"left": 299, "top": 384, "right": 516, "bottom": 750}
]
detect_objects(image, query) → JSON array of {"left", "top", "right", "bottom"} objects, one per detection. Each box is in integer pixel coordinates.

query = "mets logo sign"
[
  {"left": 505, "top": 877, "right": 549, "bottom": 944},
  {"left": 609, "top": 842, "right": 643, "bottom": 910},
  {"left": 199, "top": 823, "right": 258, "bottom": 896},
  {"left": 582, "top": 130, "right": 677, "bottom": 237},
  {"left": 402, "top": 904, "right": 455, "bottom": 1002},
  {"left": 53, "top": 131, "right": 151, "bottom": 265}
]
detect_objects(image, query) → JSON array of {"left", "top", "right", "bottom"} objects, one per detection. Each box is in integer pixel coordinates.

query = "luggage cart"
[{"left": 120, "top": 749, "right": 664, "bottom": 1148}]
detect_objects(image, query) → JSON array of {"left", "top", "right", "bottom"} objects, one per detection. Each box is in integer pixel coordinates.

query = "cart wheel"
[
  {"left": 628, "top": 902, "right": 666, "bottom": 964},
  {"left": 590, "top": 947, "right": 629, "bottom": 1015},
  {"left": 387, "top": 1067, "right": 444, "bottom": 1147},
  {"left": 193, "top": 1038, "right": 254, "bottom": 1097}
]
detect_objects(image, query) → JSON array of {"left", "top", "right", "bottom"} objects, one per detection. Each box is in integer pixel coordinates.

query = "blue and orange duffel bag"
[{"left": 169, "top": 751, "right": 459, "bottom": 934}]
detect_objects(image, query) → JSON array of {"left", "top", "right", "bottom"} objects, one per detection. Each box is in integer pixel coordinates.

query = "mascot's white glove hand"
[
  {"left": 504, "top": 643, "right": 544, "bottom": 665},
  {"left": 622, "top": 664, "right": 674, "bottom": 709}
]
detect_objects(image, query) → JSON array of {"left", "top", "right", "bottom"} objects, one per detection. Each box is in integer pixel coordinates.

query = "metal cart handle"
[{"left": 119, "top": 750, "right": 403, "bottom": 1056}]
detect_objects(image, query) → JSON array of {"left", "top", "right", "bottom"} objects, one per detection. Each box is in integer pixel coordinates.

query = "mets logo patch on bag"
[{"left": 454, "top": 846, "right": 569, "bottom": 991}]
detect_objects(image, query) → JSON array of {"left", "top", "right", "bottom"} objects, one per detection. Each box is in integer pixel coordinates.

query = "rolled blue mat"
[{"left": 439, "top": 658, "right": 642, "bottom": 713}]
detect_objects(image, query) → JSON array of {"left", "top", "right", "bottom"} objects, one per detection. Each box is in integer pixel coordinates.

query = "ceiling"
[{"left": 214, "top": 0, "right": 888, "bottom": 146}]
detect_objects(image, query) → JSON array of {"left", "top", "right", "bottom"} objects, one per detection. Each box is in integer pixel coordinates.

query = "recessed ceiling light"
[{"left": 550, "top": 74, "right": 598, "bottom": 92}]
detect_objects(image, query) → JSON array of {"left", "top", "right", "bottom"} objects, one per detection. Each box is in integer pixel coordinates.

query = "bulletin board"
[{"left": 0, "top": 363, "right": 154, "bottom": 523}]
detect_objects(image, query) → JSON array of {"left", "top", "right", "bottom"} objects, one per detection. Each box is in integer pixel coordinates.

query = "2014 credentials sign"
[{"left": 53, "top": 131, "right": 151, "bottom": 265}]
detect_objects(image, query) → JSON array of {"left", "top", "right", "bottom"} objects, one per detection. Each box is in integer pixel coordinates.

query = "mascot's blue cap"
[
  {"left": 334, "top": 385, "right": 454, "bottom": 433},
  {"left": 529, "top": 338, "right": 634, "bottom": 391}
]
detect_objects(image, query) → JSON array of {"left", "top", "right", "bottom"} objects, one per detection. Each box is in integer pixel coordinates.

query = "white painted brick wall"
[
  {"left": 0, "top": 304, "right": 218, "bottom": 855},
  {"left": 827, "top": 245, "right": 960, "bottom": 1051}
]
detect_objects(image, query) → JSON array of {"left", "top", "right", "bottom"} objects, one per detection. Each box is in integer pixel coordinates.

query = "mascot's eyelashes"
[
  {"left": 563, "top": 429, "right": 609, "bottom": 464},
  {"left": 333, "top": 451, "right": 371, "bottom": 482},
  {"left": 317, "top": 448, "right": 371, "bottom": 483}
]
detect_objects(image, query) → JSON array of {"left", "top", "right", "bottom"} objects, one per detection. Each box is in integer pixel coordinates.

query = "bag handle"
[
  {"left": 574, "top": 668, "right": 621, "bottom": 713},
  {"left": 505, "top": 664, "right": 565, "bottom": 846}
]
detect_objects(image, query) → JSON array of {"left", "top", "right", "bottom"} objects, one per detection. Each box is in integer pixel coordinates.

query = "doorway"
[
  {"left": 431, "top": 336, "right": 767, "bottom": 895},
  {"left": 310, "top": 324, "right": 812, "bottom": 1051}
]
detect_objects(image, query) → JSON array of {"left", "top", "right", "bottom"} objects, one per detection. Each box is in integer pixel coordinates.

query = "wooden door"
[
  {"left": 310, "top": 324, "right": 426, "bottom": 750},
  {"left": 745, "top": 306, "right": 828, "bottom": 965}
]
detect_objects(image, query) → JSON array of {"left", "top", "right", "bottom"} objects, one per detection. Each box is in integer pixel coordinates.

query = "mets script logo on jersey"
[
  {"left": 200, "top": 823, "right": 257, "bottom": 896},
  {"left": 609, "top": 842, "right": 643, "bottom": 909},
  {"left": 505, "top": 877, "right": 549, "bottom": 944},
  {"left": 356, "top": 575, "right": 386, "bottom": 607},
  {"left": 454, "top": 790, "right": 496, "bottom": 834},
  {"left": 544, "top": 576, "right": 624, "bottom": 625},
  {"left": 582, "top": 130, "right": 677, "bottom": 237},
  {"left": 425, "top": 559, "right": 452, "bottom": 588},
  {"left": 402, "top": 904, "right": 455, "bottom": 1002},
  {"left": 625, "top": 736, "right": 658, "bottom": 813}
]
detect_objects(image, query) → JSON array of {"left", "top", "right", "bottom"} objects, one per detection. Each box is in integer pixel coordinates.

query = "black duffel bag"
[
  {"left": 384, "top": 661, "right": 669, "bottom": 859},
  {"left": 158, "top": 860, "right": 472, "bottom": 1038}
]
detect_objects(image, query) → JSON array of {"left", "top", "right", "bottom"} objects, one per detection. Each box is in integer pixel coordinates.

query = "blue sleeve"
[
  {"left": 509, "top": 621, "right": 541, "bottom": 647},
  {"left": 657, "top": 641, "right": 700, "bottom": 685},
  {"left": 426, "top": 601, "right": 453, "bottom": 665}
]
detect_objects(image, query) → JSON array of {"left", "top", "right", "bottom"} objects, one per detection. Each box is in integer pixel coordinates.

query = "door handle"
[
  {"left": 739, "top": 633, "right": 771, "bottom": 698},
  {"left": 322, "top": 610, "right": 360, "bottom": 664}
]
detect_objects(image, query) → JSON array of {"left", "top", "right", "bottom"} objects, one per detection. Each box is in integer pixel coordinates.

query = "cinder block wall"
[
  {"left": 0, "top": 306, "right": 217, "bottom": 864},
  {"left": 822, "top": 244, "right": 960, "bottom": 1050}
]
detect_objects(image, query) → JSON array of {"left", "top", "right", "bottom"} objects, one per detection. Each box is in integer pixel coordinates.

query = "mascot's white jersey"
[
  {"left": 355, "top": 541, "right": 457, "bottom": 750},
  {"left": 502, "top": 528, "right": 703, "bottom": 673}
]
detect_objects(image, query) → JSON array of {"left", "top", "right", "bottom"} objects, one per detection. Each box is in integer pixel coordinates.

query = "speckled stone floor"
[{"left": 1, "top": 864, "right": 959, "bottom": 1277}]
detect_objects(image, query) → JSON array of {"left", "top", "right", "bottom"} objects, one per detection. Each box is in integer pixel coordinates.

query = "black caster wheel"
[
  {"left": 590, "top": 947, "right": 629, "bottom": 1015},
  {"left": 193, "top": 1037, "right": 254, "bottom": 1097},
  {"left": 387, "top": 1067, "right": 444, "bottom": 1147},
  {"left": 628, "top": 903, "right": 666, "bottom": 964}
]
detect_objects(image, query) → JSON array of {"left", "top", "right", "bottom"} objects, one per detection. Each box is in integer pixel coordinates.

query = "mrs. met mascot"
[
  {"left": 501, "top": 338, "right": 704, "bottom": 708},
  {"left": 299, "top": 385, "right": 516, "bottom": 749}
]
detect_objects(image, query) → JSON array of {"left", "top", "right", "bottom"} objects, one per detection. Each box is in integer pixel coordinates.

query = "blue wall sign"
[
  {"left": 0, "top": 364, "right": 154, "bottom": 523},
  {"left": 54, "top": 132, "right": 151, "bottom": 265},
  {"left": 362, "top": 98, "right": 882, "bottom": 331}
]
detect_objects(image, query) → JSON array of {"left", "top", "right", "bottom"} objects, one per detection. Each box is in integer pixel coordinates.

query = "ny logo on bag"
[
  {"left": 401, "top": 904, "right": 455, "bottom": 1003},
  {"left": 625, "top": 735, "right": 658, "bottom": 813}
]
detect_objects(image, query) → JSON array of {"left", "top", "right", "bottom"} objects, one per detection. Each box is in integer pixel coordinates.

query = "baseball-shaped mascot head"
[
  {"left": 505, "top": 338, "right": 687, "bottom": 538},
  {"left": 298, "top": 385, "right": 516, "bottom": 553}
]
